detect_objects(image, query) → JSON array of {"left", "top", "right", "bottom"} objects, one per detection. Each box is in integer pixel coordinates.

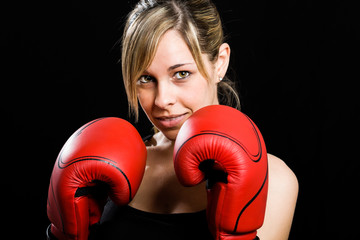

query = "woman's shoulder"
[
  {"left": 257, "top": 153, "right": 298, "bottom": 240},
  {"left": 267, "top": 153, "right": 298, "bottom": 193}
]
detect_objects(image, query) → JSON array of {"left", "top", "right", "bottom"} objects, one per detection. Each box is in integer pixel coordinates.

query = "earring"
[{"left": 219, "top": 77, "right": 223, "bottom": 81}]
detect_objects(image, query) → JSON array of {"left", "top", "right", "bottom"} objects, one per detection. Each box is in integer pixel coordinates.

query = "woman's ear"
[{"left": 215, "top": 43, "right": 231, "bottom": 83}]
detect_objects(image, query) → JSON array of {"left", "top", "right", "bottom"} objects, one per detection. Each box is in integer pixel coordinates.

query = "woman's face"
[{"left": 136, "top": 30, "right": 229, "bottom": 141}]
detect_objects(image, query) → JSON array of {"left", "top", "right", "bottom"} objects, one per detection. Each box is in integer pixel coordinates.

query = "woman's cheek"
[
  {"left": 137, "top": 90, "right": 154, "bottom": 116},
  {"left": 180, "top": 82, "right": 218, "bottom": 112}
]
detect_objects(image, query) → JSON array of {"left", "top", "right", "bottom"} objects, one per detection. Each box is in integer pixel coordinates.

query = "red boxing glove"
[
  {"left": 47, "top": 117, "right": 147, "bottom": 240},
  {"left": 174, "top": 105, "right": 268, "bottom": 240}
]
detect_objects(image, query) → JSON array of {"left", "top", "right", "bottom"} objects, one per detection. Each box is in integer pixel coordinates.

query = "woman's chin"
[{"left": 158, "top": 128, "right": 180, "bottom": 142}]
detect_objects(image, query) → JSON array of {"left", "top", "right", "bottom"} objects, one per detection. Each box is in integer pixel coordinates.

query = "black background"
[{"left": 2, "top": 0, "right": 358, "bottom": 239}]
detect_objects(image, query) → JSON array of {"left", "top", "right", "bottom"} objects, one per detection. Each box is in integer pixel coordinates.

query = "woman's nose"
[{"left": 154, "top": 79, "right": 176, "bottom": 109}]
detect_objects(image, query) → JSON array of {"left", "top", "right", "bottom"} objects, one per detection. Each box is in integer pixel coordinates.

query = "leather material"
[
  {"left": 47, "top": 117, "right": 147, "bottom": 240},
  {"left": 174, "top": 105, "right": 268, "bottom": 240}
]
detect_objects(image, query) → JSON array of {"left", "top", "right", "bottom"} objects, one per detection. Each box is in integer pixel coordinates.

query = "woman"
[{"left": 94, "top": 0, "right": 298, "bottom": 239}]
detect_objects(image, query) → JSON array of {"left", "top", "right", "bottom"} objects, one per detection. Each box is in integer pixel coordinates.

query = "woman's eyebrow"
[{"left": 167, "top": 63, "right": 194, "bottom": 72}]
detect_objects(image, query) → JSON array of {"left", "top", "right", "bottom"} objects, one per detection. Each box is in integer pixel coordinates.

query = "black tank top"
[
  {"left": 89, "top": 200, "right": 214, "bottom": 239},
  {"left": 89, "top": 134, "right": 213, "bottom": 239}
]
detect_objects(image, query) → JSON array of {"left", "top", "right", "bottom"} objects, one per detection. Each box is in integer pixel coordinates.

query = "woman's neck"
[{"left": 153, "top": 131, "right": 174, "bottom": 148}]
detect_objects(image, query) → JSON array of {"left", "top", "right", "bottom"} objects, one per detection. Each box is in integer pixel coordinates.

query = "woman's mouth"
[{"left": 155, "top": 113, "right": 188, "bottom": 129}]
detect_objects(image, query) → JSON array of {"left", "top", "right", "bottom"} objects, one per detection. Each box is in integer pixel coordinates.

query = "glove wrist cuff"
[{"left": 46, "top": 224, "right": 58, "bottom": 240}]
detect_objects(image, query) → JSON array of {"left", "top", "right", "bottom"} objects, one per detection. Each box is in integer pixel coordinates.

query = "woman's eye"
[
  {"left": 138, "top": 75, "right": 154, "bottom": 84},
  {"left": 175, "top": 71, "right": 190, "bottom": 79}
]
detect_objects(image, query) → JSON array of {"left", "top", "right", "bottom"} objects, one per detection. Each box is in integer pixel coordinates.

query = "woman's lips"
[{"left": 155, "top": 113, "right": 188, "bottom": 129}]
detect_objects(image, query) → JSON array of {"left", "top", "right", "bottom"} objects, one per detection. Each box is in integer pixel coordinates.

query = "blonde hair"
[{"left": 122, "top": 0, "right": 240, "bottom": 121}]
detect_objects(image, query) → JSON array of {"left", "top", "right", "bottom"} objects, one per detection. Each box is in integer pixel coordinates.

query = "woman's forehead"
[{"left": 149, "top": 30, "right": 196, "bottom": 69}]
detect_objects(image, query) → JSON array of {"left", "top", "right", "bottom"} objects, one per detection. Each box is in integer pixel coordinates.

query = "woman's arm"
[{"left": 257, "top": 154, "right": 299, "bottom": 240}]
